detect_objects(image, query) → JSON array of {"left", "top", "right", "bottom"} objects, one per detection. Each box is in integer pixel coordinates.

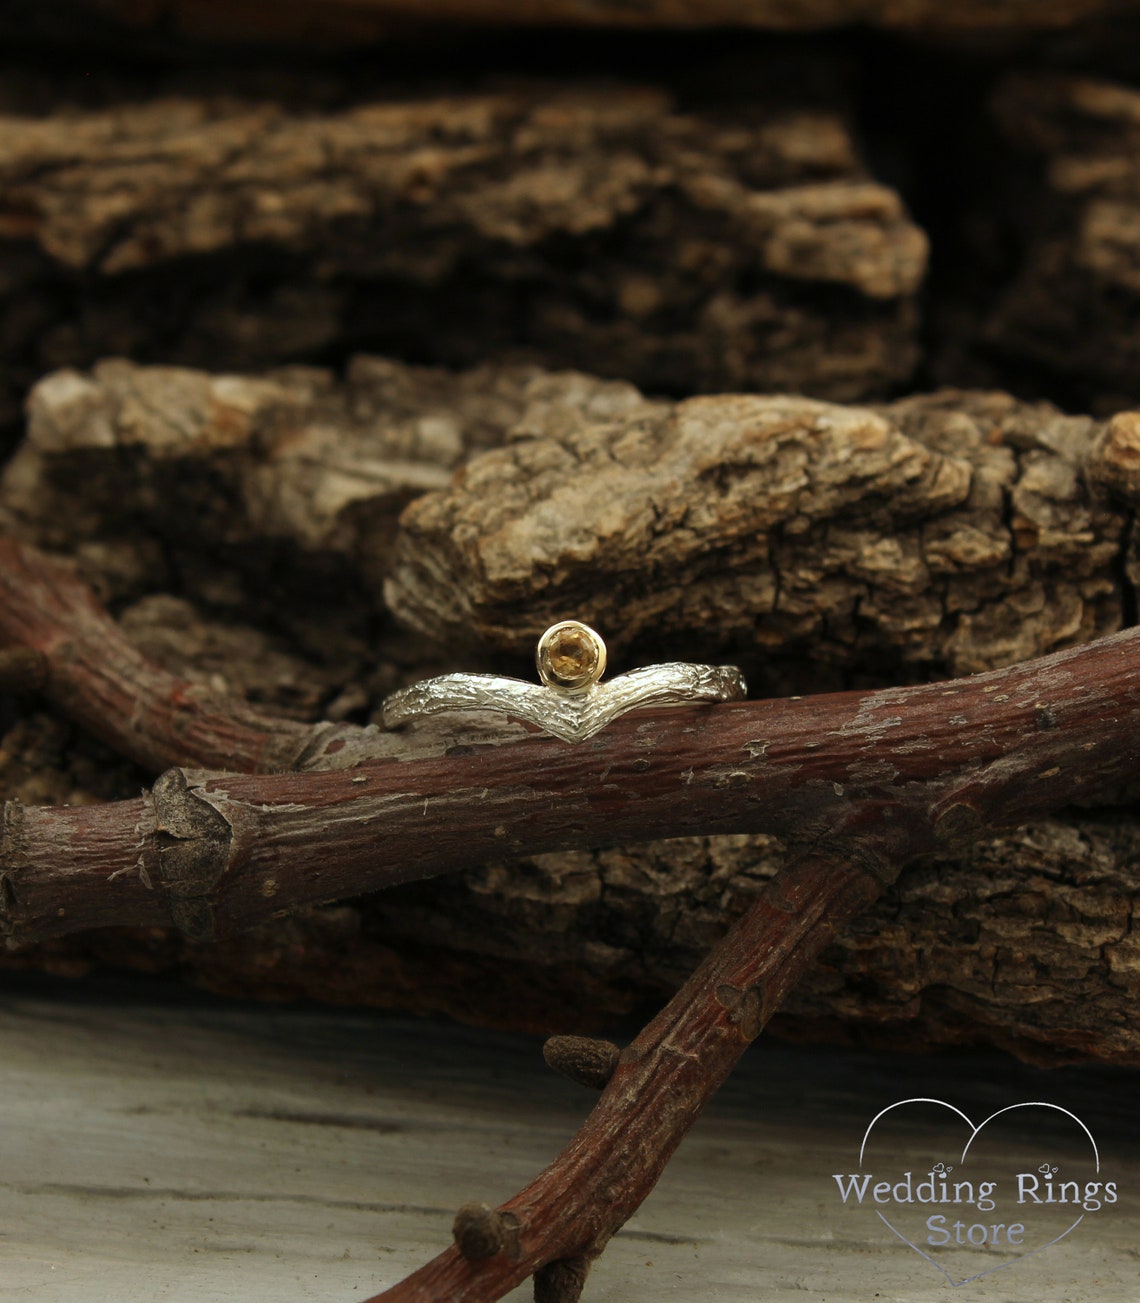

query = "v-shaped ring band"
[{"left": 381, "top": 622, "right": 747, "bottom": 744}]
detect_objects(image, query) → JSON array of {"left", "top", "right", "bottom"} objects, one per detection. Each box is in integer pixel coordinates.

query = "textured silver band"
[{"left": 381, "top": 662, "right": 747, "bottom": 744}]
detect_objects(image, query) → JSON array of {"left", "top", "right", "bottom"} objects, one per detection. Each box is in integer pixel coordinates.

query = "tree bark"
[
  {"left": 5, "top": 358, "right": 1134, "bottom": 684},
  {"left": 977, "top": 72, "right": 1140, "bottom": 414},
  {"left": 71, "top": 0, "right": 1140, "bottom": 44},
  {"left": 0, "top": 66, "right": 924, "bottom": 453},
  {"left": 3, "top": 365, "right": 1140, "bottom": 1065}
]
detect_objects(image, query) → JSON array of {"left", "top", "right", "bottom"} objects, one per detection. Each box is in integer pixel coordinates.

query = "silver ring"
[{"left": 381, "top": 621, "right": 747, "bottom": 744}]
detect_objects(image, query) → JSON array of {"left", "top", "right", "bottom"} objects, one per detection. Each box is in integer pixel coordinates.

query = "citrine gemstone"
[
  {"left": 548, "top": 629, "right": 593, "bottom": 677},
  {"left": 536, "top": 621, "right": 607, "bottom": 690}
]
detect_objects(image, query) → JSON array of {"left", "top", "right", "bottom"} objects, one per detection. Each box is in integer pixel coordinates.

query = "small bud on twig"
[
  {"left": 452, "top": 1202, "right": 505, "bottom": 1260},
  {"left": 542, "top": 1035, "right": 621, "bottom": 1090},
  {"left": 0, "top": 648, "right": 47, "bottom": 694}
]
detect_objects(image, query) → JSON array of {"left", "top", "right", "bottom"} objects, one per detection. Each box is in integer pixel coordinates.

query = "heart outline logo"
[{"left": 858, "top": 1098, "right": 1100, "bottom": 1288}]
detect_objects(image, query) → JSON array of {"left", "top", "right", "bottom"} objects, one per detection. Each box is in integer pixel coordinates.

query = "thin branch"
[
  {"left": 0, "top": 536, "right": 339, "bottom": 773},
  {"left": 3, "top": 610, "right": 1139, "bottom": 946},
  {"left": 362, "top": 838, "right": 904, "bottom": 1302},
  {"left": 354, "top": 617, "right": 1140, "bottom": 1299},
  {"left": 0, "top": 535, "right": 530, "bottom": 776}
]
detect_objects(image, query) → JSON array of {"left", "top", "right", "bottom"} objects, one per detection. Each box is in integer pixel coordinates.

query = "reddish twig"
[
  {"left": 3, "top": 560, "right": 1139, "bottom": 944},
  {"left": 364, "top": 840, "right": 889, "bottom": 1303},
  {"left": 0, "top": 534, "right": 505, "bottom": 776},
  {"left": 0, "top": 536, "right": 323, "bottom": 773},
  {"left": 356, "top": 620, "right": 1140, "bottom": 1300}
]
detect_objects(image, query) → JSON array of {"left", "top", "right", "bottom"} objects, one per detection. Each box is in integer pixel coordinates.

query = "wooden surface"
[{"left": 0, "top": 982, "right": 1136, "bottom": 1301}]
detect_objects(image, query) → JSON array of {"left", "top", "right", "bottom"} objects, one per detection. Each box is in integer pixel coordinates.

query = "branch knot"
[
  {"left": 542, "top": 1035, "right": 621, "bottom": 1090},
  {"left": 452, "top": 1203, "right": 508, "bottom": 1260}
]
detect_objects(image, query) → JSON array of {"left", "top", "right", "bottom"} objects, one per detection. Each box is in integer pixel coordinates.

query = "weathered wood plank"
[{"left": 0, "top": 989, "right": 1135, "bottom": 1300}]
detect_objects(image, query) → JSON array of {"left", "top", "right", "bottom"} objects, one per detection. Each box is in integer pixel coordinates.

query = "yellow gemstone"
[
  {"left": 548, "top": 628, "right": 595, "bottom": 678},
  {"left": 536, "top": 621, "right": 607, "bottom": 690}
]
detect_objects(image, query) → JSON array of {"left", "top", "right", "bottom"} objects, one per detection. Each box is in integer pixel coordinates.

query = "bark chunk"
[
  {"left": 985, "top": 73, "right": 1140, "bottom": 411},
  {"left": 6, "top": 361, "right": 1130, "bottom": 687},
  {"left": 0, "top": 72, "right": 924, "bottom": 433}
]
